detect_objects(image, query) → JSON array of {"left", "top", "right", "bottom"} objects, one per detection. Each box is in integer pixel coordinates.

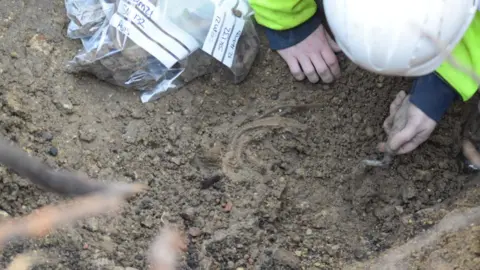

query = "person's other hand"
[
  {"left": 378, "top": 91, "right": 437, "bottom": 154},
  {"left": 277, "top": 24, "right": 342, "bottom": 84}
]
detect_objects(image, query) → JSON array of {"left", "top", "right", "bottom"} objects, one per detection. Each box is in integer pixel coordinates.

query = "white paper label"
[
  {"left": 109, "top": 0, "right": 200, "bottom": 68},
  {"left": 223, "top": 17, "right": 245, "bottom": 67},
  {"left": 202, "top": 0, "right": 246, "bottom": 68}
]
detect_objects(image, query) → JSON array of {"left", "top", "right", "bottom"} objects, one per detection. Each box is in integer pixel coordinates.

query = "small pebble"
[
  {"left": 306, "top": 229, "right": 313, "bottom": 235},
  {"left": 48, "top": 146, "right": 58, "bottom": 156},
  {"left": 223, "top": 202, "right": 233, "bottom": 212},
  {"left": 273, "top": 249, "right": 301, "bottom": 268},
  {"left": 170, "top": 157, "right": 182, "bottom": 165},
  {"left": 200, "top": 174, "right": 221, "bottom": 189},
  {"left": 365, "top": 127, "right": 374, "bottom": 137},
  {"left": 79, "top": 125, "right": 97, "bottom": 143},
  {"left": 352, "top": 113, "right": 362, "bottom": 123},
  {"left": 188, "top": 227, "right": 202, "bottom": 237},
  {"left": 181, "top": 207, "right": 195, "bottom": 221},
  {"left": 292, "top": 234, "right": 301, "bottom": 242},
  {"left": 41, "top": 131, "right": 53, "bottom": 141}
]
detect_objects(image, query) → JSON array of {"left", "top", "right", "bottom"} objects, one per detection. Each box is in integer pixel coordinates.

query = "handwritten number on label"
[
  {"left": 128, "top": 0, "right": 153, "bottom": 18},
  {"left": 217, "top": 27, "right": 231, "bottom": 52},
  {"left": 133, "top": 14, "right": 145, "bottom": 28},
  {"left": 117, "top": 20, "right": 129, "bottom": 36},
  {"left": 122, "top": 3, "right": 131, "bottom": 15}
]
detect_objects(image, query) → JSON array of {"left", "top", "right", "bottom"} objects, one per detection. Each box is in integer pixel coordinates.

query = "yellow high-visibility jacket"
[{"left": 249, "top": 0, "right": 480, "bottom": 101}]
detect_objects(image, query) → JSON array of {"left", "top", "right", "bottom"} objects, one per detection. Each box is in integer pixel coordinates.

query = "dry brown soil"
[{"left": 0, "top": 1, "right": 480, "bottom": 269}]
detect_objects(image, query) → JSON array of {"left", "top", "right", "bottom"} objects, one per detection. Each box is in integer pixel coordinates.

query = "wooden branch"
[{"left": 0, "top": 137, "right": 133, "bottom": 197}]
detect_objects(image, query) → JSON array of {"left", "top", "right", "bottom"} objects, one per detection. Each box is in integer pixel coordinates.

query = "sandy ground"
[{"left": 0, "top": 1, "right": 480, "bottom": 269}]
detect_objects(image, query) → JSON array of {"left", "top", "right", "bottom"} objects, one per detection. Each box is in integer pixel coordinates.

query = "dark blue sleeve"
[
  {"left": 409, "top": 72, "right": 460, "bottom": 123},
  {"left": 261, "top": 9, "right": 322, "bottom": 50}
]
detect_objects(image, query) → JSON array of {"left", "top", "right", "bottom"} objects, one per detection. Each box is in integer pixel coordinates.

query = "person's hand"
[
  {"left": 277, "top": 24, "right": 342, "bottom": 84},
  {"left": 378, "top": 91, "right": 437, "bottom": 155}
]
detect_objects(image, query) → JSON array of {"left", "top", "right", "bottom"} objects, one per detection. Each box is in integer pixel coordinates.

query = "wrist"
[
  {"left": 409, "top": 72, "right": 460, "bottom": 123},
  {"left": 261, "top": 9, "right": 322, "bottom": 50}
]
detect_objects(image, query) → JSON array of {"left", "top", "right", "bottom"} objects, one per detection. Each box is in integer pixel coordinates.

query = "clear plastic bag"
[{"left": 64, "top": 0, "right": 260, "bottom": 102}]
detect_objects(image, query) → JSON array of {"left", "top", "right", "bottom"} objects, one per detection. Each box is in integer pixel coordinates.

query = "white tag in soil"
[
  {"left": 109, "top": 0, "right": 200, "bottom": 68},
  {"left": 202, "top": 0, "right": 247, "bottom": 68}
]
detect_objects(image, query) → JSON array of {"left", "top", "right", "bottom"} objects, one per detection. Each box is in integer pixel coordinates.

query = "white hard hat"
[{"left": 323, "top": 0, "right": 479, "bottom": 77}]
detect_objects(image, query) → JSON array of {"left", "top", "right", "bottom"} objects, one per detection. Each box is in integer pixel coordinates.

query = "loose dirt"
[{"left": 1, "top": 1, "right": 480, "bottom": 269}]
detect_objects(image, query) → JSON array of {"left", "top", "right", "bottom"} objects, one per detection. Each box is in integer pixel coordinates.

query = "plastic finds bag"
[{"left": 65, "top": 0, "right": 260, "bottom": 102}]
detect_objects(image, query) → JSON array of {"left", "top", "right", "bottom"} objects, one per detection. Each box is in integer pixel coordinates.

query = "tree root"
[
  {"left": 0, "top": 184, "right": 144, "bottom": 249},
  {"left": 346, "top": 206, "right": 480, "bottom": 270},
  {"left": 0, "top": 190, "right": 191, "bottom": 270},
  {"left": 462, "top": 139, "right": 480, "bottom": 168},
  {"left": 255, "top": 103, "right": 323, "bottom": 120},
  {"left": 222, "top": 116, "right": 307, "bottom": 181},
  {"left": 0, "top": 136, "right": 138, "bottom": 197}
]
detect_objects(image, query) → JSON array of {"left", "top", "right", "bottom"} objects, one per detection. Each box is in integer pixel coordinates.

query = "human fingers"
[
  {"left": 387, "top": 121, "right": 417, "bottom": 153},
  {"left": 377, "top": 142, "right": 387, "bottom": 153},
  {"left": 389, "top": 91, "right": 407, "bottom": 116},
  {"left": 324, "top": 28, "right": 342, "bottom": 53},
  {"left": 396, "top": 127, "right": 429, "bottom": 154},
  {"left": 278, "top": 51, "right": 305, "bottom": 81},
  {"left": 319, "top": 45, "right": 341, "bottom": 80},
  {"left": 389, "top": 94, "right": 411, "bottom": 136},
  {"left": 310, "top": 53, "right": 334, "bottom": 83},
  {"left": 383, "top": 114, "right": 395, "bottom": 135},
  {"left": 394, "top": 135, "right": 426, "bottom": 154},
  {"left": 383, "top": 91, "right": 408, "bottom": 135},
  {"left": 393, "top": 106, "right": 437, "bottom": 154},
  {"left": 297, "top": 54, "right": 320, "bottom": 83},
  {"left": 378, "top": 136, "right": 423, "bottom": 155}
]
